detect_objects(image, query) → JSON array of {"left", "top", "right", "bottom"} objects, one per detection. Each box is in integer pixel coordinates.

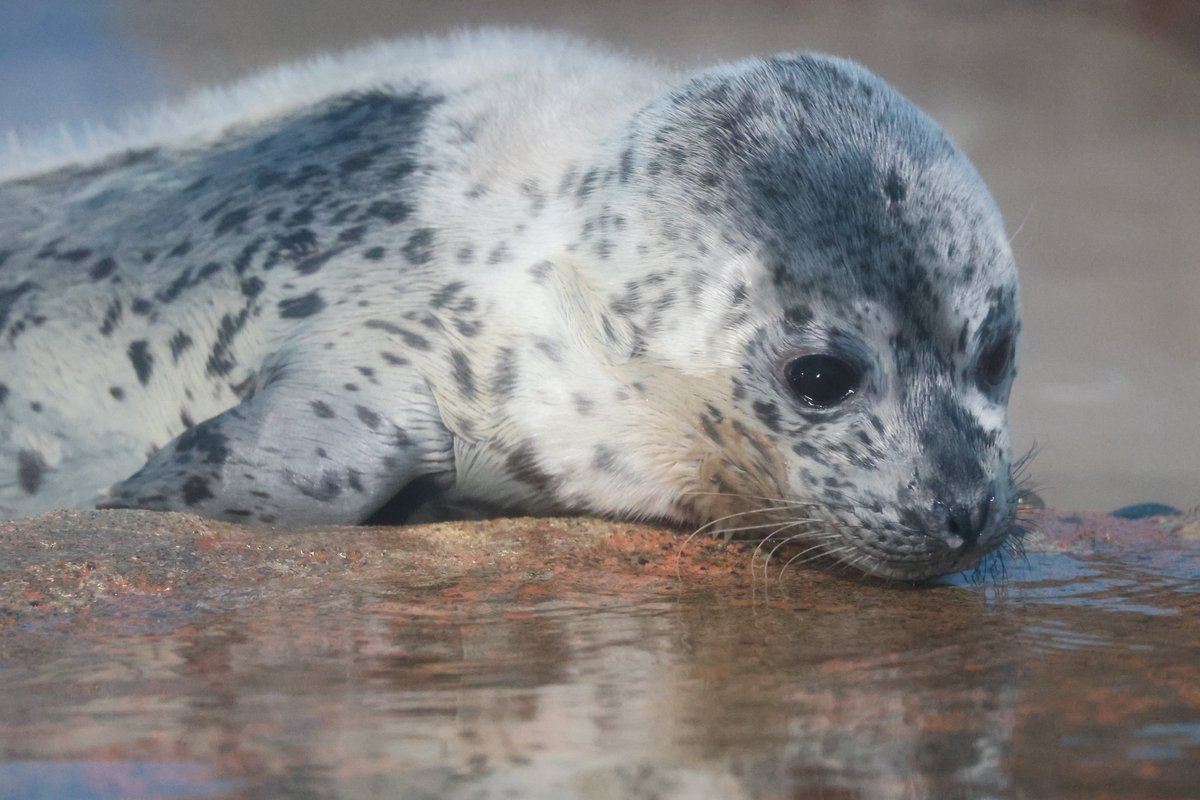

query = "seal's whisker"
[
  {"left": 1006, "top": 199, "right": 1035, "bottom": 247},
  {"left": 721, "top": 518, "right": 822, "bottom": 537},
  {"left": 680, "top": 490, "right": 868, "bottom": 518},
  {"left": 753, "top": 522, "right": 812, "bottom": 570},
  {"left": 689, "top": 505, "right": 792, "bottom": 538},
  {"left": 681, "top": 490, "right": 828, "bottom": 510},
  {"left": 783, "top": 543, "right": 855, "bottom": 577},
  {"left": 780, "top": 540, "right": 845, "bottom": 573}
]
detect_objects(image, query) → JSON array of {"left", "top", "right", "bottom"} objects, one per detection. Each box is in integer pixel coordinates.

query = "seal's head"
[{"left": 601, "top": 54, "right": 1020, "bottom": 580}]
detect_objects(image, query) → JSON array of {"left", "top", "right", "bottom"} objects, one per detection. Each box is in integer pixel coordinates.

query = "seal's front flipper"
[{"left": 101, "top": 370, "right": 455, "bottom": 525}]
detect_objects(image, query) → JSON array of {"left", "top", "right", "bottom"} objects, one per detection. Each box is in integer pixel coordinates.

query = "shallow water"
[{"left": 1, "top": 511, "right": 1196, "bottom": 799}]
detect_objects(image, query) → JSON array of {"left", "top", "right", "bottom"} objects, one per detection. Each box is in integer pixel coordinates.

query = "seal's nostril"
[
  {"left": 948, "top": 506, "right": 979, "bottom": 549},
  {"left": 944, "top": 495, "right": 994, "bottom": 551}
]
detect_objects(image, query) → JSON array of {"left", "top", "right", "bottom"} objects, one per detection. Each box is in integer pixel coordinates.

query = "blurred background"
[{"left": 1, "top": 0, "right": 1196, "bottom": 512}]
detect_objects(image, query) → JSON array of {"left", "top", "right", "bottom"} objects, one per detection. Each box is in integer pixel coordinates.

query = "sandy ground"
[{"left": 2, "top": 0, "right": 1197, "bottom": 511}]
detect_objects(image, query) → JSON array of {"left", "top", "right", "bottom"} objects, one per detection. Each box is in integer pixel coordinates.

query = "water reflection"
[{"left": 1, "top": 515, "right": 1197, "bottom": 799}]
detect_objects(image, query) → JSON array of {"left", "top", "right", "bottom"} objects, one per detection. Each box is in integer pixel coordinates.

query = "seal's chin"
[
  {"left": 842, "top": 549, "right": 987, "bottom": 582},
  {"left": 831, "top": 521, "right": 1015, "bottom": 582}
]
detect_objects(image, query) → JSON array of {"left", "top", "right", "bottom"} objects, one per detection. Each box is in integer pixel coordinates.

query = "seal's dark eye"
[
  {"left": 978, "top": 334, "right": 1014, "bottom": 389},
  {"left": 784, "top": 355, "right": 862, "bottom": 409}
]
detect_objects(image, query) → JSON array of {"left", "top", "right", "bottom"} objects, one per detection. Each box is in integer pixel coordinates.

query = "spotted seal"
[{"left": 0, "top": 30, "right": 1021, "bottom": 579}]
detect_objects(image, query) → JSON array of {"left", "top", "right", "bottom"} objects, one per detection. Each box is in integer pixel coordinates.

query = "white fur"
[{"left": 0, "top": 29, "right": 670, "bottom": 182}]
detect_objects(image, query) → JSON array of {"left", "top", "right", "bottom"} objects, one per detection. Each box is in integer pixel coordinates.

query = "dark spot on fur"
[
  {"left": 491, "top": 348, "right": 519, "bottom": 398},
  {"left": 127, "top": 340, "right": 154, "bottom": 385},
  {"left": 175, "top": 424, "right": 230, "bottom": 465},
  {"left": 233, "top": 239, "right": 263, "bottom": 274},
  {"left": 363, "top": 246, "right": 386, "bottom": 261},
  {"left": 287, "top": 208, "right": 314, "bottom": 227},
  {"left": 17, "top": 449, "right": 46, "bottom": 494},
  {"left": 57, "top": 248, "right": 92, "bottom": 263},
  {"left": 402, "top": 228, "right": 436, "bottom": 265},
  {"left": 619, "top": 147, "right": 635, "bottom": 182},
  {"left": 356, "top": 405, "right": 382, "bottom": 430},
  {"left": 241, "top": 276, "right": 265, "bottom": 299},
  {"left": 450, "top": 350, "right": 476, "bottom": 399},
  {"left": 295, "top": 246, "right": 346, "bottom": 275},
  {"left": 701, "top": 414, "right": 724, "bottom": 445},
  {"left": 430, "top": 281, "right": 465, "bottom": 309},
  {"left": 506, "top": 444, "right": 555, "bottom": 492},
  {"left": 573, "top": 393, "right": 594, "bottom": 416},
  {"left": 89, "top": 256, "right": 117, "bottom": 281},
  {"left": 278, "top": 291, "right": 326, "bottom": 319},
  {"left": 577, "top": 169, "right": 598, "bottom": 200},
  {"left": 884, "top": 168, "right": 907, "bottom": 205},
  {"left": 0, "top": 282, "right": 38, "bottom": 331},
  {"left": 534, "top": 337, "right": 563, "bottom": 363},
  {"left": 454, "top": 319, "right": 481, "bottom": 337},
  {"left": 364, "top": 200, "right": 412, "bottom": 224},
  {"left": 277, "top": 228, "right": 318, "bottom": 257},
  {"left": 214, "top": 207, "right": 251, "bottom": 236},
  {"left": 99, "top": 299, "right": 123, "bottom": 337},
  {"left": 182, "top": 476, "right": 214, "bottom": 506},
  {"left": 486, "top": 242, "right": 509, "bottom": 264},
  {"left": 592, "top": 445, "right": 620, "bottom": 473},
  {"left": 753, "top": 400, "right": 782, "bottom": 433},
  {"left": 364, "top": 319, "right": 430, "bottom": 350},
  {"left": 109, "top": 386, "right": 125, "bottom": 400},
  {"left": 291, "top": 470, "right": 342, "bottom": 502},
  {"left": 205, "top": 309, "right": 250, "bottom": 377},
  {"left": 311, "top": 400, "right": 336, "bottom": 418}
]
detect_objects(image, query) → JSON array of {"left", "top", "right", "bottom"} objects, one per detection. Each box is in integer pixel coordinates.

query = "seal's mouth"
[
  {"left": 699, "top": 501, "right": 1024, "bottom": 582},
  {"left": 816, "top": 513, "right": 1025, "bottom": 582}
]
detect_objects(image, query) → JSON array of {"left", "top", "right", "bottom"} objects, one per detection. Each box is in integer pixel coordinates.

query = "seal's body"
[{"left": 0, "top": 31, "right": 1020, "bottom": 579}]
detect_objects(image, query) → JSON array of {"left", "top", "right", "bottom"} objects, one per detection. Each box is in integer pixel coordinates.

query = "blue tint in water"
[
  {"left": 945, "top": 548, "right": 1200, "bottom": 617},
  {"left": 1110, "top": 503, "right": 1182, "bottom": 520},
  {"left": 1131, "top": 721, "right": 1200, "bottom": 760},
  {"left": 0, "top": 760, "right": 240, "bottom": 800}
]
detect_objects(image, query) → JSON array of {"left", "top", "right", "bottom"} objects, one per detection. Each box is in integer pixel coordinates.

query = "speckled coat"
[{"left": 0, "top": 30, "right": 1021, "bottom": 579}]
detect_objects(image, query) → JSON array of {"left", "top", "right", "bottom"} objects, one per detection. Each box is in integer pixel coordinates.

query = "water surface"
[{"left": 1, "top": 510, "right": 1196, "bottom": 799}]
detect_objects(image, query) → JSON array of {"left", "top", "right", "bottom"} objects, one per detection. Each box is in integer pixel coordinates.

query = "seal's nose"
[{"left": 937, "top": 494, "right": 994, "bottom": 551}]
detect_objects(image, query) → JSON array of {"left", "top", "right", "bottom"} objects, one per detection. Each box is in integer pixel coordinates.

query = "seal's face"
[{"left": 616, "top": 55, "right": 1020, "bottom": 580}]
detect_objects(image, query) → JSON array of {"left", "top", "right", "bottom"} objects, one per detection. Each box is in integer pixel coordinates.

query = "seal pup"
[{"left": 0, "top": 30, "right": 1021, "bottom": 580}]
